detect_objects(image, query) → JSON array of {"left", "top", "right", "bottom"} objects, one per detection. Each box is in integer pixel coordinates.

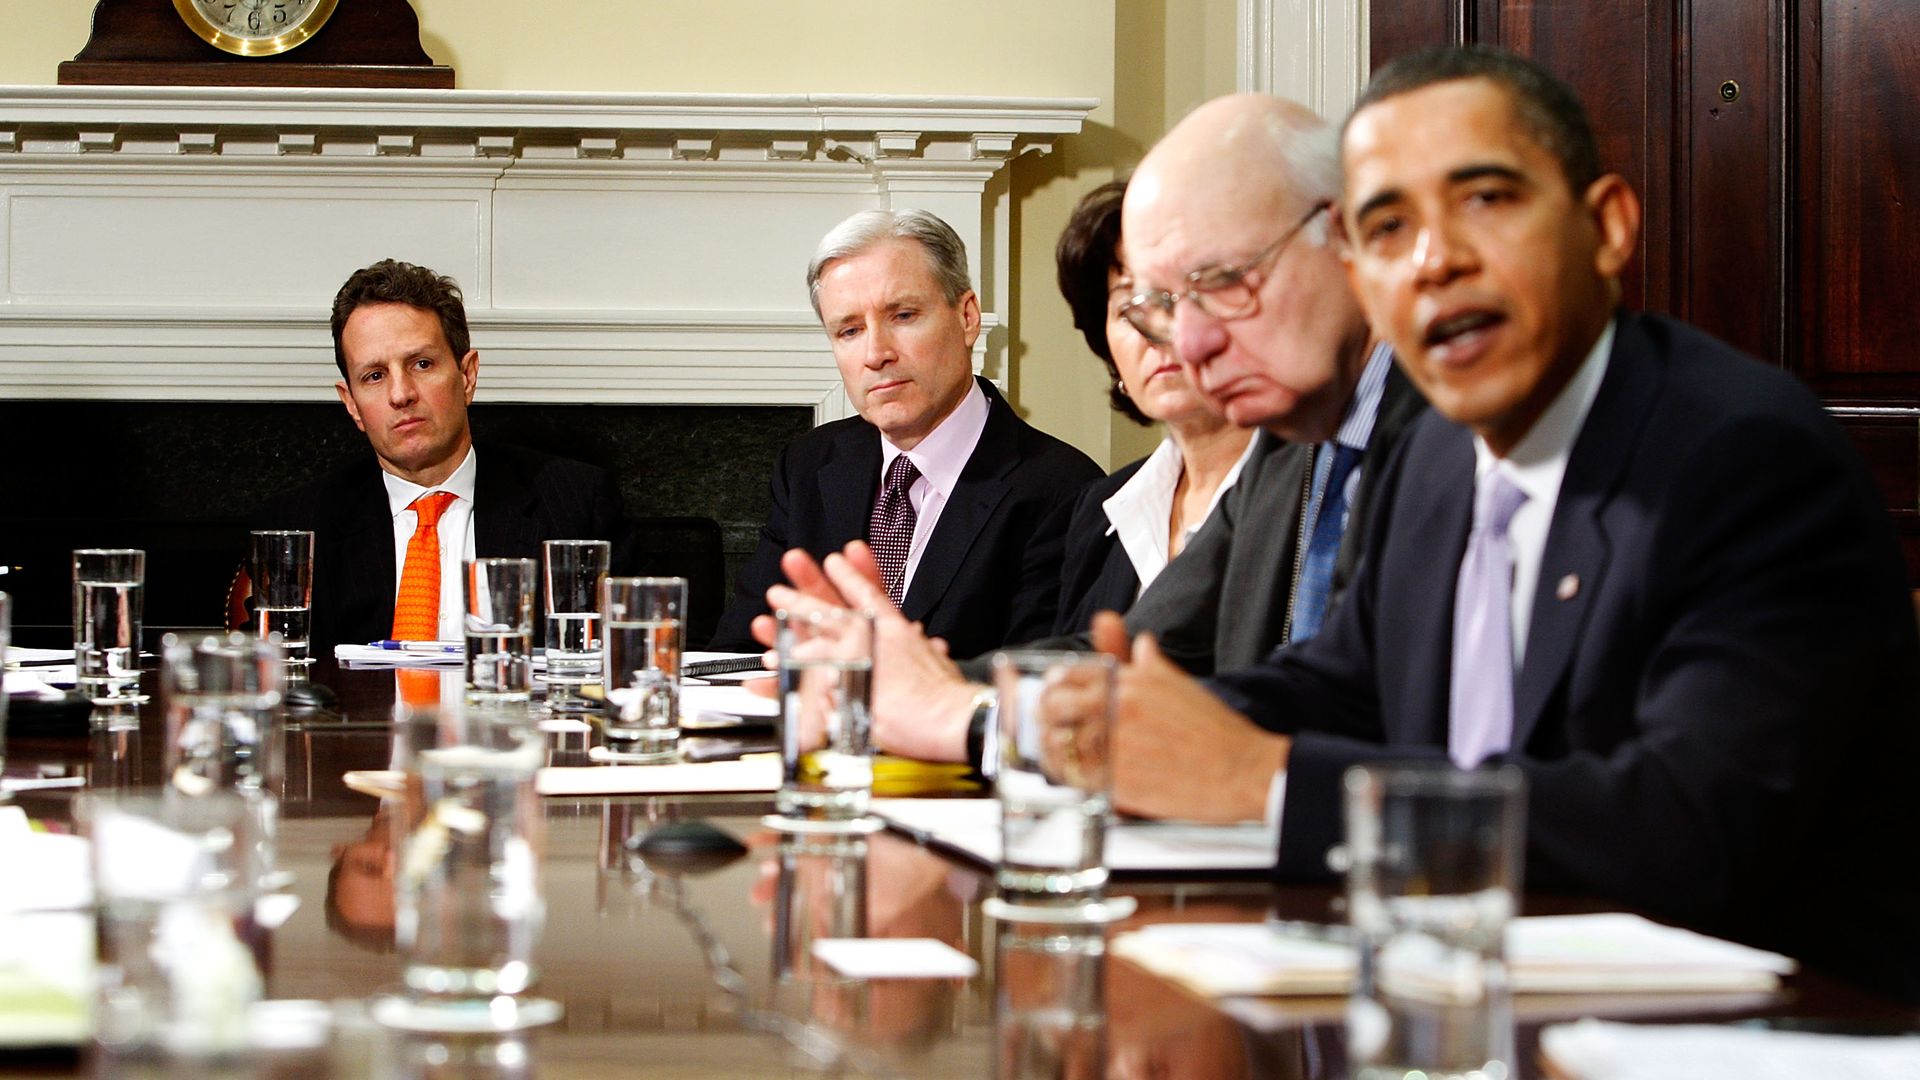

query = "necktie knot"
[
  {"left": 883, "top": 454, "right": 920, "bottom": 497},
  {"left": 409, "top": 490, "right": 458, "bottom": 529},
  {"left": 1476, "top": 471, "right": 1528, "bottom": 536}
]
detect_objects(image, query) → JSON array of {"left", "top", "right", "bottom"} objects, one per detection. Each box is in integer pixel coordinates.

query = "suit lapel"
[
  {"left": 1405, "top": 426, "right": 1475, "bottom": 748},
  {"left": 1510, "top": 316, "right": 1660, "bottom": 751},
  {"left": 817, "top": 426, "right": 881, "bottom": 550},
  {"left": 1336, "top": 364, "right": 1426, "bottom": 585},
  {"left": 901, "top": 382, "right": 1014, "bottom": 621},
  {"left": 340, "top": 463, "right": 399, "bottom": 630}
]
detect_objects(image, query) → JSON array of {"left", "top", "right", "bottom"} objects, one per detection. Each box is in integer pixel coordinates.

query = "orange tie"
[{"left": 392, "top": 490, "right": 458, "bottom": 641}]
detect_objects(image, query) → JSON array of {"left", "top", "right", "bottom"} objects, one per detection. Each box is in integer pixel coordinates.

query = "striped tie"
[{"left": 391, "top": 490, "right": 457, "bottom": 641}]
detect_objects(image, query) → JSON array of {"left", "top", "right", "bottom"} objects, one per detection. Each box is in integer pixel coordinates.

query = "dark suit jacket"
[
  {"left": 1052, "top": 457, "right": 1148, "bottom": 636},
  {"left": 1122, "top": 366, "right": 1427, "bottom": 674},
  {"left": 255, "top": 442, "right": 625, "bottom": 652},
  {"left": 708, "top": 377, "right": 1103, "bottom": 658},
  {"left": 1212, "top": 312, "right": 1920, "bottom": 995}
]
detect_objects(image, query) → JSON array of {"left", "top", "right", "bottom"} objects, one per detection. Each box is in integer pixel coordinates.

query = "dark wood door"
[{"left": 1371, "top": 0, "right": 1920, "bottom": 579}]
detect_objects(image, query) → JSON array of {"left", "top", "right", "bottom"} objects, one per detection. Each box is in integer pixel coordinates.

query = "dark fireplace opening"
[{"left": 0, "top": 400, "right": 813, "bottom": 647}]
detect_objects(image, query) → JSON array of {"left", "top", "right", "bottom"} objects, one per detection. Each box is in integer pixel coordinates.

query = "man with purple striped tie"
[{"left": 1106, "top": 45, "right": 1919, "bottom": 998}]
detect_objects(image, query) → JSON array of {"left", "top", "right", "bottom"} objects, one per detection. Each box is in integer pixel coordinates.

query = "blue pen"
[{"left": 367, "top": 640, "right": 464, "bottom": 653}]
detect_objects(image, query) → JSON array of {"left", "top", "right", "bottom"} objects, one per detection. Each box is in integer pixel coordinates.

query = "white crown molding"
[
  {"left": 0, "top": 87, "right": 1091, "bottom": 421},
  {"left": 1236, "top": 0, "right": 1370, "bottom": 119}
]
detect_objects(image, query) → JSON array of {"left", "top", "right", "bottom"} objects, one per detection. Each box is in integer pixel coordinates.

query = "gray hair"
[
  {"left": 1270, "top": 112, "right": 1342, "bottom": 246},
  {"left": 806, "top": 209, "right": 973, "bottom": 318}
]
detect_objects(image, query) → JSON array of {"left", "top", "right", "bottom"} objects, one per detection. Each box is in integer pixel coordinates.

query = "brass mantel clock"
[
  {"left": 171, "top": 0, "right": 343, "bottom": 58},
  {"left": 59, "top": 0, "right": 454, "bottom": 87}
]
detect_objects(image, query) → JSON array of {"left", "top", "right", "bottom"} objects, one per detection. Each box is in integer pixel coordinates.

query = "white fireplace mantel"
[{"left": 0, "top": 86, "right": 1095, "bottom": 422}]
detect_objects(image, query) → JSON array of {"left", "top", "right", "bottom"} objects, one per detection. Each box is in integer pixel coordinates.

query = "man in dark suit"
[
  {"left": 707, "top": 210, "right": 1102, "bottom": 659},
  {"left": 255, "top": 259, "right": 623, "bottom": 651},
  {"left": 752, "top": 95, "right": 1429, "bottom": 766},
  {"left": 1103, "top": 47, "right": 1919, "bottom": 994}
]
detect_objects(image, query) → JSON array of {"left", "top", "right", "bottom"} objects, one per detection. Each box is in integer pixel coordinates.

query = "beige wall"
[{"left": 0, "top": 0, "right": 1237, "bottom": 467}]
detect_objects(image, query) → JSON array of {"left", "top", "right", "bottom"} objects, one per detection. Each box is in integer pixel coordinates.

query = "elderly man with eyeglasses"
[{"left": 754, "top": 94, "right": 1427, "bottom": 799}]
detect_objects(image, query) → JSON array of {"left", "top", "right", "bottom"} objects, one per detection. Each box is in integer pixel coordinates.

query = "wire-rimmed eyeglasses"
[{"left": 1118, "top": 201, "right": 1332, "bottom": 346}]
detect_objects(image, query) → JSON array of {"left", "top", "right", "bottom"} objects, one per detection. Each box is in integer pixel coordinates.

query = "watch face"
[{"left": 174, "top": 0, "right": 341, "bottom": 56}]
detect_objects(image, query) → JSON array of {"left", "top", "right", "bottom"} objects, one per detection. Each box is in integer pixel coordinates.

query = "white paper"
[
  {"left": 871, "top": 798, "right": 1279, "bottom": 872},
  {"left": 680, "top": 683, "right": 779, "bottom": 721},
  {"left": 0, "top": 807, "right": 91, "bottom": 912},
  {"left": 1541, "top": 1018, "right": 1920, "bottom": 1080},
  {"left": 4, "top": 646, "right": 75, "bottom": 665},
  {"left": 811, "top": 938, "right": 980, "bottom": 979},
  {"left": 536, "top": 756, "right": 780, "bottom": 796},
  {"left": 333, "top": 643, "right": 466, "bottom": 668},
  {"left": 4, "top": 670, "right": 70, "bottom": 700},
  {"left": 1111, "top": 913, "right": 1796, "bottom": 998}
]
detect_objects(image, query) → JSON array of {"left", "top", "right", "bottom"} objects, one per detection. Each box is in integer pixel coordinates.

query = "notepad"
[
  {"left": 1111, "top": 913, "right": 1796, "bottom": 998},
  {"left": 870, "top": 797, "right": 1278, "bottom": 873},
  {"left": 811, "top": 938, "right": 980, "bottom": 980},
  {"left": 535, "top": 757, "right": 782, "bottom": 796},
  {"left": 1541, "top": 1018, "right": 1920, "bottom": 1080}
]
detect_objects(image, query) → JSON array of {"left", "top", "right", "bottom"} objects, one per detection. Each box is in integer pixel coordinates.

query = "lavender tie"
[
  {"left": 869, "top": 454, "right": 920, "bottom": 605},
  {"left": 1448, "top": 470, "right": 1529, "bottom": 768}
]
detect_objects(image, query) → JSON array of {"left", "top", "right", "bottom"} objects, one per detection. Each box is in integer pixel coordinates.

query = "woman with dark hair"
[{"left": 1051, "top": 179, "right": 1254, "bottom": 634}]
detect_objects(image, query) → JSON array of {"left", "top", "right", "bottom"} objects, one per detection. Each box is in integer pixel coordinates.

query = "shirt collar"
[
  {"left": 1332, "top": 342, "right": 1395, "bottom": 453},
  {"left": 880, "top": 378, "right": 989, "bottom": 498},
  {"left": 1472, "top": 317, "right": 1616, "bottom": 495},
  {"left": 382, "top": 444, "right": 478, "bottom": 517},
  {"left": 1103, "top": 430, "right": 1259, "bottom": 539}
]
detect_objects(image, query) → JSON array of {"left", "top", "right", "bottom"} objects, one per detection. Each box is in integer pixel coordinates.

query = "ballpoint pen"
[{"left": 365, "top": 640, "right": 464, "bottom": 653}]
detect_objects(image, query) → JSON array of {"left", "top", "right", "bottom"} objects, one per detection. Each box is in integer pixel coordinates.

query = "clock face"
[{"left": 173, "top": 0, "right": 342, "bottom": 56}]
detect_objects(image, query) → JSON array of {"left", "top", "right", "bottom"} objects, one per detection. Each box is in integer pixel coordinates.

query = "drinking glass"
[
  {"left": 600, "top": 576, "right": 686, "bottom": 761},
  {"left": 540, "top": 540, "right": 610, "bottom": 715},
  {"left": 990, "top": 651, "right": 1114, "bottom": 911},
  {"left": 1343, "top": 764, "right": 1526, "bottom": 1080},
  {"left": 84, "top": 791, "right": 265, "bottom": 1065},
  {"left": 376, "top": 703, "right": 559, "bottom": 1032},
  {"left": 73, "top": 548, "right": 146, "bottom": 705},
  {"left": 161, "top": 632, "right": 285, "bottom": 797},
  {"left": 250, "top": 530, "right": 314, "bottom": 665},
  {"left": 0, "top": 591, "right": 9, "bottom": 787},
  {"left": 774, "top": 607, "right": 875, "bottom": 827},
  {"left": 464, "top": 558, "right": 536, "bottom": 704}
]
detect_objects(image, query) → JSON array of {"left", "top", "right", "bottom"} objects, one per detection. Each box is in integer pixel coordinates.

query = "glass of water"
[
  {"left": 249, "top": 530, "right": 313, "bottom": 665},
  {"left": 600, "top": 576, "right": 686, "bottom": 762},
  {"left": 84, "top": 791, "right": 266, "bottom": 1065},
  {"left": 0, "top": 592, "right": 9, "bottom": 787},
  {"left": 1343, "top": 763, "right": 1526, "bottom": 1080},
  {"left": 772, "top": 607, "right": 876, "bottom": 829},
  {"left": 74, "top": 548, "right": 147, "bottom": 705},
  {"left": 160, "top": 632, "right": 284, "bottom": 798},
  {"left": 541, "top": 540, "right": 610, "bottom": 715},
  {"left": 464, "top": 558, "right": 536, "bottom": 705},
  {"left": 990, "top": 651, "right": 1115, "bottom": 914},
  {"left": 377, "top": 703, "right": 559, "bottom": 1033}
]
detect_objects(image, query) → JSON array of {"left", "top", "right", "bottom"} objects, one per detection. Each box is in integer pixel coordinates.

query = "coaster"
[
  {"left": 981, "top": 895, "right": 1138, "bottom": 925},
  {"left": 369, "top": 994, "right": 564, "bottom": 1034},
  {"left": 759, "top": 813, "right": 886, "bottom": 836}
]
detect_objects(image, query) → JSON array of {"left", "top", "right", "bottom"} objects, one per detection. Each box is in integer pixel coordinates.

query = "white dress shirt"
[
  {"left": 1101, "top": 433, "right": 1258, "bottom": 597},
  {"left": 877, "top": 380, "right": 990, "bottom": 597},
  {"left": 380, "top": 445, "right": 478, "bottom": 641},
  {"left": 1470, "top": 319, "right": 1614, "bottom": 667}
]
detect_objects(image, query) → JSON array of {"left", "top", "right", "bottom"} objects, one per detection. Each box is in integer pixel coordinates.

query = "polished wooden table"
[{"left": 5, "top": 660, "right": 1915, "bottom": 1078}]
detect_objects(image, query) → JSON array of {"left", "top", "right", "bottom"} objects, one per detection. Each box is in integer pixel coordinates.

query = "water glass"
[
  {"left": 250, "top": 530, "right": 314, "bottom": 665},
  {"left": 991, "top": 651, "right": 1114, "bottom": 908},
  {"left": 464, "top": 558, "right": 536, "bottom": 704},
  {"left": 1343, "top": 764, "right": 1526, "bottom": 1080},
  {"left": 601, "top": 576, "right": 686, "bottom": 761},
  {"left": 85, "top": 791, "right": 265, "bottom": 1064},
  {"left": 161, "top": 632, "right": 285, "bottom": 797},
  {"left": 995, "top": 923, "right": 1106, "bottom": 1080},
  {"left": 380, "top": 703, "right": 557, "bottom": 1032},
  {"left": 540, "top": 539, "right": 610, "bottom": 715},
  {"left": 775, "top": 607, "right": 875, "bottom": 825},
  {"left": 0, "top": 591, "right": 9, "bottom": 785},
  {"left": 74, "top": 548, "right": 147, "bottom": 705}
]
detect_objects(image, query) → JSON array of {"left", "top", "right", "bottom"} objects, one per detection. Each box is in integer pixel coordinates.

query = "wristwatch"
[{"left": 963, "top": 685, "right": 998, "bottom": 776}]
